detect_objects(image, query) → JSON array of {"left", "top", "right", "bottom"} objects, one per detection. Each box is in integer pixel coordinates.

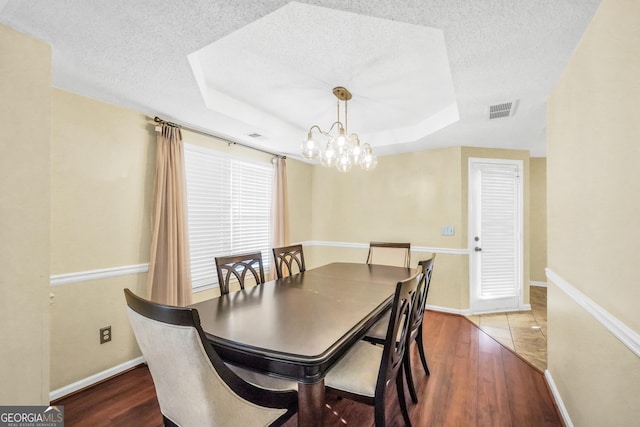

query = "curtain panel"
[
  {"left": 269, "top": 157, "right": 290, "bottom": 279},
  {"left": 147, "top": 124, "right": 192, "bottom": 306}
]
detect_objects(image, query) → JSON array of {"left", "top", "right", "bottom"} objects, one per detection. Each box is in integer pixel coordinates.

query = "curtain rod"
[{"left": 153, "top": 116, "right": 286, "bottom": 159}]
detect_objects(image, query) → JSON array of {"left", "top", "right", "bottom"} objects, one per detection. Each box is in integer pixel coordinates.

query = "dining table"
[{"left": 189, "top": 262, "right": 415, "bottom": 426}]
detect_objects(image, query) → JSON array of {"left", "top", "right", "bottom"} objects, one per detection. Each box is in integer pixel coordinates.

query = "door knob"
[{"left": 474, "top": 247, "right": 482, "bottom": 252}]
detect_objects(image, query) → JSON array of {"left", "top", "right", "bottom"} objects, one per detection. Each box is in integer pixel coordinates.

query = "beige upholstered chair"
[
  {"left": 124, "top": 289, "right": 297, "bottom": 427},
  {"left": 366, "top": 241, "right": 411, "bottom": 268},
  {"left": 215, "top": 251, "right": 265, "bottom": 295},
  {"left": 324, "top": 272, "right": 421, "bottom": 427},
  {"left": 272, "top": 244, "right": 306, "bottom": 278},
  {"left": 363, "top": 255, "right": 436, "bottom": 404}
]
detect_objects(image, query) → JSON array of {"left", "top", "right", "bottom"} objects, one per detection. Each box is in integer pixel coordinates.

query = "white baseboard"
[
  {"left": 467, "top": 304, "right": 532, "bottom": 315},
  {"left": 425, "top": 303, "right": 532, "bottom": 316},
  {"left": 544, "top": 369, "right": 574, "bottom": 427},
  {"left": 425, "top": 304, "right": 472, "bottom": 315},
  {"left": 530, "top": 281, "right": 547, "bottom": 287},
  {"left": 50, "top": 356, "right": 145, "bottom": 402}
]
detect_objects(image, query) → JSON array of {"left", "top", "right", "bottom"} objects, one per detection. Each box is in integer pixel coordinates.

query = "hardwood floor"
[{"left": 54, "top": 311, "right": 561, "bottom": 426}]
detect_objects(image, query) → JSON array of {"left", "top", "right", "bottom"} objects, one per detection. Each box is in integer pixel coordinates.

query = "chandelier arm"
[
  {"left": 326, "top": 121, "right": 344, "bottom": 134},
  {"left": 308, "top": 121, "right": 344, "bottom": 137},
  {"left": 308, "top": 125, "right": 323, "bottom": 134}
]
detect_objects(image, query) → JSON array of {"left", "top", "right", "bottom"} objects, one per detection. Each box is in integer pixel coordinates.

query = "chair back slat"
[
  {"left": 376, "top": 272, "right": 420, "bottom": 396},
  {"left": 409, "top": 255, "right": 436, "bottom": 341},
  {"left": 272, "top": 244, "right": 306, "bottom": 278},
  {"left": 215, "top": 251, "right": 265, "bottom": 295}
]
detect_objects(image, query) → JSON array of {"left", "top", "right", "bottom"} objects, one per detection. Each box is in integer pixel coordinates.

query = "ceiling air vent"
[
  {"left": 248, "top": 133, "right": 262, "bottom": 138},
  {"left": 488, "top": 100, "right": 518, "bottom": 120}
]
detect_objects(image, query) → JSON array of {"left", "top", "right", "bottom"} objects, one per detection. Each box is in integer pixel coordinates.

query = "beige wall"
[
  {"left": 547, "top": 282, "right": 640, "bottom": 426},
  {"left": 311, "top": 147, "right": 463, "bottom": 246},
  {"left": 307, "top": 146, "right": 531, "bottom": 310},
  {"left": 529, "top": 157, "right": 547, "bottom": 282},
  {"left": 51, "top": 90, "right": 155, "bottom": 273},
  {"left": 547, "top": 0, "right": 640, "bottom": 424},
  {"left": 50, "top": 90, "right": 154, "bottom": 389},
  {"left": 286, "top": 158, "right": 313, "bottom": 244},
  {"left": 0, "top": 25, "right": 51, "bottom": 404},
  {"left": 309, "top": 147, "right": 468, "bottom": 309}
]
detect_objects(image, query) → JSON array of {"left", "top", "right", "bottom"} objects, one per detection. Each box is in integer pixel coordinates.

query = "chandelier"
[{"left": 301, "top": 87, "right": 377, "bottom": 172}]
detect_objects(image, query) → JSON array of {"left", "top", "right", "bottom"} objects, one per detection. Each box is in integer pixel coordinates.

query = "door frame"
[{"left": 468, "top": 157, "right": 524, "bottom": 314}]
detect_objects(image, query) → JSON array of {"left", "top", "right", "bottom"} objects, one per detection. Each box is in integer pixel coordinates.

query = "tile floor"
[{"left": 466, "top": 285, "right": 547, "bottom": 371}]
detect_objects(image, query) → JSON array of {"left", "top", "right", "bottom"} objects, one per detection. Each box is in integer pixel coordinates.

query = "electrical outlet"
[{"left": 100, "top": 326, "right": 111, "bottom": 344}]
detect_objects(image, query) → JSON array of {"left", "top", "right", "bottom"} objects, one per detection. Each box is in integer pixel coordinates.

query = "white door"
[{"left": 469, "top": 158, "right": 523, "bottom": 313}]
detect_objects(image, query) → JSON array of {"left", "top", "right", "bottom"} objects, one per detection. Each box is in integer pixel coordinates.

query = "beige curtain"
[
  {"left": 146, "top": 124, "right": 192, "bottom": 306},
  {"left": 270, "top": 157, "right": 290, "bottom": 279}
]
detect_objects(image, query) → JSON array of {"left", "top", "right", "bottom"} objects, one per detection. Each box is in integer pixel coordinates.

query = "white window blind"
[
  {"left": 184, "top": 143, "right": 273, "bottom": 289},
  {"left": 478, "top": 165, "right": 519, "bottom": 298}
]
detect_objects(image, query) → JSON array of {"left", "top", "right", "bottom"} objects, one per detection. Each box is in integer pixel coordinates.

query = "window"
[{"left": 184, "top": 143, "right": 273, "bottom": 290}]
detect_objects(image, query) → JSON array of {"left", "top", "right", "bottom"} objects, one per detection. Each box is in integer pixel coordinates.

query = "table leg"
[{"left": 297, "top": 379, "right": 324, "bottom": 427}]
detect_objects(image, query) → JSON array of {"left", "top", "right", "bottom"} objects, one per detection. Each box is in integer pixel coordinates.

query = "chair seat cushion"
[
  {"left": 226, "top": 363, "right": 298, "bottom": 391},
  {"left": 325, "top": 341, "right": 383, "bottom": 398},
  {"left": 364, "top": 311, "right": 405, "bottom": 343},
  {"left": 364, "top": 312, "right": 390, "bottom": 341}
]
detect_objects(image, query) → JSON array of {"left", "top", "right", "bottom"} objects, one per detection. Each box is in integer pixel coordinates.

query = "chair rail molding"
[
  {"left": 50, "top": 263, "right": 149, "bottom": 286},
  {"left": 546, "top": 268, "right": 640, "bottom": 359},
  {"left": 300, "top": 240, "right": 470, "bottom": 255}
]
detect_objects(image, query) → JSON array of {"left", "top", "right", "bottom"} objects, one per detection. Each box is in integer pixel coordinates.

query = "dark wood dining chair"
[
  {"left": 324, "top": 272, "right": 421, "bottom": 427},
  {"left": 215, "top": 251, "right": 265, "bottom": 295},
  {"left": 366, "top": 241, "right": 411, "bottom": 268},
  {"left": 272, "top": 244, "right": 306, "bottom": 278},
  {"left": 124, "top": 289, "right": 297, "bottom": 427},
  {"left": 363, "top": 254, "right": 436, "bottom": 404}
]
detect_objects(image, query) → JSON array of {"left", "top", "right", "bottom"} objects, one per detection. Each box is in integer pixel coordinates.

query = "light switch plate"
[{"left": 441, "top": 226, "right": 455, "bottom": 236}]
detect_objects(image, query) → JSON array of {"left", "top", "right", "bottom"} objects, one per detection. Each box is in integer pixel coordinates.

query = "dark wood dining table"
[{"left": 190, "top": 262, "right": 415, "bottom": 426}]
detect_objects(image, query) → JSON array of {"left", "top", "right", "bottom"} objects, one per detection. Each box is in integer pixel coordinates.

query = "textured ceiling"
[{"left": 0, "top": 0, "right": 601, "bottom": 158}]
